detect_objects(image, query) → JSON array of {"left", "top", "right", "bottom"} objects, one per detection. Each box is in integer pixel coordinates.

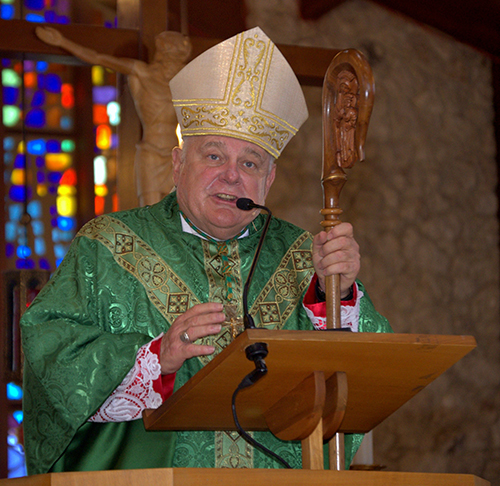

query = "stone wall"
[{"left": 245, "top": 0, "right": 499, "bottom": 483}]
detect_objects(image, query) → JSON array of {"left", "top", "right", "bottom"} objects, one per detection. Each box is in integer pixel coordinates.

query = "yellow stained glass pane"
[
  {"left": 57, "top": 195, "right": 77, "bottom": 217},
  {"left": 57, "top": 185, "right": 77, "bottom": 196},
  {"left": 37, "top": 184, "right": 48, "bottom": 197},
  {"left": 11, "top": 169, "right": 25, "bottom": 185}
]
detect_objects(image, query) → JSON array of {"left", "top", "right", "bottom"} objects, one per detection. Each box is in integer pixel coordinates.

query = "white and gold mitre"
[{"left": 169, "top": 27, "right": 308, "bottom": 159}]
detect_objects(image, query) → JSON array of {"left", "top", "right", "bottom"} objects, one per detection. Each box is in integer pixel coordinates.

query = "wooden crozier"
[{"left": 321, "top": 49, "right": 375, "bottom": 469}]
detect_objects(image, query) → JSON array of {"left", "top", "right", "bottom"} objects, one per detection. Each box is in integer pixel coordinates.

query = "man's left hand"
[{"left": 312, "top": 222, "right": 360, "bottom": 298}]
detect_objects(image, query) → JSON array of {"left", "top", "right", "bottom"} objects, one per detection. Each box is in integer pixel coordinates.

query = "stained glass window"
[
  {"left": 92, "top": 65, "right": 119, "bottom": 216},
  {"left": 2, "top": 2, "right": 121, "bottom": 477},
  {"left": 3, "top": 59, "right": 77, "bottom": 271},
  {"left": 0, "top": 0, "right": 117, "bottom": 27},
  {"left": 6, "top": 382, "right": 25, "bottom": 478}
]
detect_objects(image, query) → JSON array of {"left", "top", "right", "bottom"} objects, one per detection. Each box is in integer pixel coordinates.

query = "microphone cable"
[
  {"left": 231, "top": 368, "right": 292, "bottom": 469},
  {"left": 230, "top": 197, "right": 293, "bottom": 469}
]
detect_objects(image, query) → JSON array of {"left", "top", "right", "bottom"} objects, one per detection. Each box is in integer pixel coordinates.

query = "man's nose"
[{"left": 219, "top": 161, "right": 241, "bottom": 183}]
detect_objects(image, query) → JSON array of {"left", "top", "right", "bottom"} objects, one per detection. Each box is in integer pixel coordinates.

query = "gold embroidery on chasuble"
[
  {"left": 77, "top": 216, "right": 200, "bottom": 325},
  {"left": 198, "top": 238, "right": 244, "bottom": 367},
  {"left": 215, "top": 430, "right": 253, "bottom": 468},
  {"left": 250, "top": 233, "right": 314, "bottom": 329}
]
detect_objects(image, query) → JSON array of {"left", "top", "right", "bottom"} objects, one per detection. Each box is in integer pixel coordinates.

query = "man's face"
[{"left": 172, "top": 135, "right": 276, "bottom": 240}]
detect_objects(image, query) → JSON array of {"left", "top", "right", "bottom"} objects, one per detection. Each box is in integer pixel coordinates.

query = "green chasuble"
[{"left": 21, "top": 192, "right": 392, "bottom": 475}]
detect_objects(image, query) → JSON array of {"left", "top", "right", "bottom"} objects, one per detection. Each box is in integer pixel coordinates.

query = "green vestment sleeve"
[{"left": 21, "top": 234, "right": 167, "bottom": 474}]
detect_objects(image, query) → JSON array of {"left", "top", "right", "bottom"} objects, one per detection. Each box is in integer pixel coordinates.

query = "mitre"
[{"left": 169, "top": 26, "right": 308, "bottom": 159}]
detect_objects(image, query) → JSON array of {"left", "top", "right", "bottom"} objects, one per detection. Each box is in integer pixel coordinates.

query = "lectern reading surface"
[{"left": 143, "top": 330, "right": 476, "bottom": 434}]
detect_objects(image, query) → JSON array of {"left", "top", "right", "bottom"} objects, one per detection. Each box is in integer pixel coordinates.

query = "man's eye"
[
  {"left": 208, "top": 154, "right": 219, "bottom": 161},
  {"left": 243, "top": 161, "right": 256, "bottom": 169}
]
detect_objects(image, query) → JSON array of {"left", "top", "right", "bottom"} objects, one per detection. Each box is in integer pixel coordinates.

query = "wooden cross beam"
[{"left": 0, "top": 19, "right": 339, "bottom": 87}]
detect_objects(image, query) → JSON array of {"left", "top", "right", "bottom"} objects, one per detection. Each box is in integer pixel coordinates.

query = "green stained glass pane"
[
  {"left": 61, "top": 139, "right": 75, "bottom": 152},
  {"left": 2, "top": 68, "right": 21, "bottom": 87},
  {"left": 3, "top": 105, "right": 21, "bottom": 126}
]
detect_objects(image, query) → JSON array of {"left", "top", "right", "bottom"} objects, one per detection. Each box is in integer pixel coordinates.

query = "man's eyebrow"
[
  {"left": 242, "top": 146, "right": 265, "bottom": 161},
  {"left": 200, "top": 141, "right": 225, "bottom": 150}
]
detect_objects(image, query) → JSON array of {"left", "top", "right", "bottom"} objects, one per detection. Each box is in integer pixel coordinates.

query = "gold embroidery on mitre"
[{"left": 171, "top": 28, "right": 307, "bottom": 158}]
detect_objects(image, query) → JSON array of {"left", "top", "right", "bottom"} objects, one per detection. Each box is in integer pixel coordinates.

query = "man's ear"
[
  {"left": 264, "top": 162, "right": 277, "bottom": 196},
  {"left": 172, "top": 146, "right": 183, "bottom": 185}
]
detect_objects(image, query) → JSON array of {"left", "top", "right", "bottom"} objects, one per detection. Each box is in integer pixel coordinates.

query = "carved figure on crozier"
[{"left": 333, "top": 70, "right": 359, "bottom": 169}]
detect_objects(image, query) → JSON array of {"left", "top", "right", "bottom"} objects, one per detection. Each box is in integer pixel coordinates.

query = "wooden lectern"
[{"left": 1, "top": 330, "right": 490, "bottom": 485}]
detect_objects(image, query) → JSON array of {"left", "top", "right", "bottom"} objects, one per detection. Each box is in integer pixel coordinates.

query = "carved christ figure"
[
  {"left": 36, "top": 26, "right": 192, "bottom": 206},
  {"left": 333, "top": 70, "right": 359, "bottom": 169}
]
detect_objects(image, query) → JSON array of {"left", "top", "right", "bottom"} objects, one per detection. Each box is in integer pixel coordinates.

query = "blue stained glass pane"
[
  {"left": 8, "top": 204, "right": 23, "bottom": 221},
  {"left": 32, "top": 220, "right": 44, "bottom": 236},
  {"left": 16, "top": 259, "right": 35, "bottom": 269},
  {"left": 50, "top": 206, "right": 58, "bottom": 216},
  {"left": 7, "top": 383, "right": 23, "bottom": 401},
  {"left": 44, "top": 11, "right": 55, "bottom": 22},
  {"left": 6, "top": 243, "right": 15, "bottom": 258},
  {"left": 25, "top": 13, "right": 44, "bottom": 22},
  {"left": 35, "top": 156, "right": 45, "bottom": 168},
  {"left": 7, "top": 434, "right": 17, "bottom": 446},
  {"left": 1, "top": 5, "right": 15, "bottom": 20},
  {"left": 14, "top": 154, "right": 25, "bottom": 168},
  {"left": 13, "top": 410, "right": 24, "bottom": 424},
  {"left": 46, "top": 139, "right": 61, "bottom": 153},
  {"left": 47, "top": 172, "right": 62, "bottom": 184},
  {"left": 27, "top": 200, "right": 42, "bottom": 218},
  {"left": 31, "top": 90, "right": 45, "bottom": 107},
  {"left": 4, "top": 136, "right": 15, "bottom": 150},
  {"left": 54, "top": 244, "right": 66, "bottom": 259},
  {"left": 34, "top": 237, "right": 46, "bottom": 256},
  {"left": 36, "top": 61, "right": 49, "bottom": 72},
  {"left": 5, "top": 222, "right": 16, "bottom": 241},
  {"left": 7, "top": 434, "right": 17, "bottom": 449},
  {"left": 55, "top": 258, "right": 63, "bottom": 267},
  {"left": 39, "top": 258, "right": 51, "bottom": 270},
  {"left": 37, "top": 171, "right": 45, "bottom": 183},
  {"left": 27, "top": 139, "right": 46, "bottom": 155},
  {"left": 60, "top": 116, "right": 72, "bottom": 130},
  {"left": 9, "top": 186, "right": 31, "bottom": 203},
  {"left": 52, "top": 228, "right": 73, "bottom": 242},
  {"left": 57, "top": 216, "right": 76, "bottom": 231},
  {"left": 25, "top": 109, "right": 46, "bottom": 128},
  {"left": 4, "top": 153, "right": 14, "bottom": 165},
  {"left": 56, "top": 15, "right": 70, "bottom": 24},
  {"left": 3, "top": 86, "right": 18, "bottom": 105},
  {"left": 25, "top": 0, "right": 45, "bottom": 10},
  {"left": 45, "top": 74, "right": 62, "bottom": 93},
  {"left": 37, "top": 74, "right": 45, "bottom": 90},
  {"left": 17, "top": 245, "right": 32, "bottom": 258},
  {"left": 93, "top": 86, "right": 117, "bottom": 104}
]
